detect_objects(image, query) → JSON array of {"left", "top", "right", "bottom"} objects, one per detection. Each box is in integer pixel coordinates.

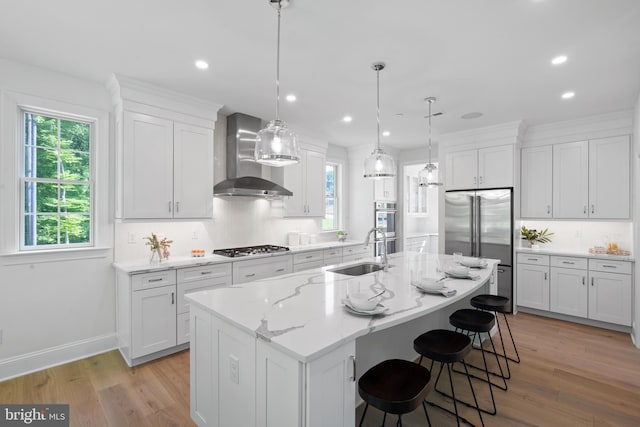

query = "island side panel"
[{"left": 190, "top": 305, "right": 215, "bottom": 426}]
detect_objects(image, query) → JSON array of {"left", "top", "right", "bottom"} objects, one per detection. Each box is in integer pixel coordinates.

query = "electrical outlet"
[
  {"left": 229, "top": 355, "right": 239, "bottom": 384},
  {"left": 127, "top": 232, "right": 137, "bottom": 244},
  {"left": 575, "top": 230, "right": 582, "bottom": 238},
  {"left": 192, "top": 231, "right": 199, "bottom": 240}
]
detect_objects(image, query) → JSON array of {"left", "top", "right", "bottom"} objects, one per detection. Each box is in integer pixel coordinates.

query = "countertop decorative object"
[
  {"left": 521, "top": 225, "right": 554, "bottom": 249},
  {"left": 143, "top": 232, "right": 173, "bottom": 263}
]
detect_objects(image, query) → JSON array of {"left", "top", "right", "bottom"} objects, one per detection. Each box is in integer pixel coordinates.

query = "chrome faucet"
[{"left": 364, "top": 226, "right": 389, "bottom": 271}]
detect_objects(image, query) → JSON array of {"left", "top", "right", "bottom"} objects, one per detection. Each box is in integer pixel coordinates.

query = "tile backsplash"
[{"left": 518, "top": 220, "right": 633, "bottom": 253}]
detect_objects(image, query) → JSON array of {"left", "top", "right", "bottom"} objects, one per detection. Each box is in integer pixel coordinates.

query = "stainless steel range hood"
[{"left": 214, "top": 113, "right": 293, "bottom": 198}]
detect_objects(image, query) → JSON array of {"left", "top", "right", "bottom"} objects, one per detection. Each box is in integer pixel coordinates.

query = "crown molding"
[{"left": 440, "top": 120, "right": 524, "bottom": 152}]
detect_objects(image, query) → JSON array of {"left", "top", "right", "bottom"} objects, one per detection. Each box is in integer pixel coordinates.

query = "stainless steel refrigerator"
[{"left": 445, "top": 188, "right": 514, "bottom": 312}]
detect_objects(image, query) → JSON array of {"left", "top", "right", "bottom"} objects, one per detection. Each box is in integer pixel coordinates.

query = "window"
[
  {"left": 21, "top": 110, "right": 93, "bottom": 249},
  {"left": 323, "top": 162, "right": 339, "bottom": 231}
]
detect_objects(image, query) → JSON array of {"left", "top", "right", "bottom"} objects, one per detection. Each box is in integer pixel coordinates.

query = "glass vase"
[{"left": 150, "top": 250, "right": 162, "bottom": 264}]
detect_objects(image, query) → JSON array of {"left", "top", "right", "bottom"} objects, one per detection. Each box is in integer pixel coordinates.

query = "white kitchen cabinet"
[
  {"left": 374, "top": 176, "right": 397, "bottom": 201},
  {"left": 588, "top": 259, "right": 632, "bottom": 326},
  {"left": 521, "top": 145, "right": 553, "bottom": 218},
  {"left": 283, "top": 148, "right": 326, "bottom": 217},
  {"left": 121, "top": 111, "right": 214, "bottom": 219},
  {"left": 516, "top": 254, "right": 549, "bottom": 310},
  {"left": 446, "top": 145, "right": 513, "bottom": 190},
  {"left": 292, "top": 249, "right": 325, "bottom": 272},
  {"left": 132, "top": 284, "right": 177, "bottom": 358},
  {"left": 588, "top": 135, "right": 630, "bottom": 219},
  {"left": 549, "top": 257, "right": 588, "bottom": 318},
  {"left": 553, "top": 141, "right": 589, "bottom": 218},
  {"left": 342, "top": 244, "right": 373, "bottom": 263},
  {"left": 233, "top": 255, "right": 293, "bottom": 284}
]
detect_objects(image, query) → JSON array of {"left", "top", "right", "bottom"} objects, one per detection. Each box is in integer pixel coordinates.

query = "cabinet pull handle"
[
  {"left": 245, "top": 273, "right": 256, "bottom": 278},
  {"left": 602, "top": 265, "right": 617, "bottom": 269},
  {"left": 591, "top": 204, "right": 595, "bottom": 214},
  {"left": 527, "top": 258, "right": 538, "bottom": 261},
  {"left": 479, "top": 176, "right": 483, "bottom": 184},
  {"left": 561, "top": 261, "right": 575, "bottom": 265},
  {"left": 169, "top": 201, "right": 172, "bottom": 212},
  {"left": 148, "top": 278, "right": 163, "bottom": 283},
  {"left": 176, "top": 201, "right": 180, "bottom": 213},
  {"left": 305, "top": 255, "right": 313, "bottom": 259},
  {"left": 544, "top": 272, "right": 547, "bottom": 280},
  {"left": 591, "top": 277, "right": 595, "bottom": 286},
  {"left": 582, "top": 276, "right": 585, "bottom": 285},
  {"left": 276, "top": 268, "right": 285, "bottom": 272},
  {"left": 583, "top": 206, "right": 587, "bottom": 214},
  {"left": 497, "top": 268, "right": 505, "bottom": 273},
  {"left": 547, "top": 205, "right": 551, "bottom": 215},
  {"left": 473, "top": 176, "right": 477, "bottom": 185},
  {"left": 200, "top": 271, "right": 213, "bottom": 275},
  {"left": 171, "top": 292, "right": 175, "bottom": 304},
  {"left": 349, "top": 355, "right": 356, "bottom": 381}
]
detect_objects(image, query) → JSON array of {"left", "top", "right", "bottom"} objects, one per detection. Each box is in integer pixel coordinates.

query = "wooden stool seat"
[
  {"left": 470, "top": 295, "right": 509, "bottom": 312},
  {"left": 450, "top": 308, "right": 495, "bottom": 333},
  {"left": 358, "top": 359, "right": 432, "bottom": 426},
  {"left": 413, "top": 329, "right": 472, "bottom": 363}
]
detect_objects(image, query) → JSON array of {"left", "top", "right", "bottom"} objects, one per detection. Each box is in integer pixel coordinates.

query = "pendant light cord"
[
  {"left": 376, "top": 67, "right": 381, "bottom": 150},
  {"left": 428, "top": 99, "right": 432, "bottom": 163},
  {"left": 275, "top": 1, "right": 282, "bottom": 121}
]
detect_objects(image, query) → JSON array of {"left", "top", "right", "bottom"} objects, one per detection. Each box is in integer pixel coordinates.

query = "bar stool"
[
  {"left": 449, "top": 309, "right": 507, "bottom": 416},
  {"left": 358, "top": 359, "right": 432, "bottom": 427},
  {"left": 470, "top": 294, "right": 521, "bottom": 379},
  {"left": 413, "top": 329, "right": 483, "bottom": 427}
]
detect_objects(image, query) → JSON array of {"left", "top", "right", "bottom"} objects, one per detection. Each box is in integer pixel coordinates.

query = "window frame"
[
  {"left": 19, "top": 106, "right": 96, "bottom": 251},
  {"left": 322, "top": 161, "right": 341, "bottom": 232}
]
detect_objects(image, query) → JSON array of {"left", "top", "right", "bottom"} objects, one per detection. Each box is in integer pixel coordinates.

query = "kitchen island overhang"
[{"left": 186, "top": 252, "right": 499, "bottom": 427}]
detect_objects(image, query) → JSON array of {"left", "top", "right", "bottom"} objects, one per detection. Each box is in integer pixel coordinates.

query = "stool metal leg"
[
  {"left": 381, "top": 411, "right": 387, "bottom": 426},
  {"left": 422, "top": 401, "right": 432, "bottom": 427},
  {"left": 358, "top": 403, "right": 369, "bottom": 427},
  {"left": 428, "top": 360, "right": 483, "bottom": 427}
]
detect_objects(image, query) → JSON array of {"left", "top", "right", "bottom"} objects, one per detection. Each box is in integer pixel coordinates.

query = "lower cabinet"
[
  {"left": 190, "top": 306, "right": 356, "bottom": 427},
  {"left": 516, "top": 253, "right": 632, "bottom": 327},
  {"left": 233, "top": 255, "right": 293, "bottom": 284},
  {"left": 131, "top": 283, "right": 177, "bottom": 358},
  {"left": 342, "top": 244, "right": 372, "bottom": 263}
]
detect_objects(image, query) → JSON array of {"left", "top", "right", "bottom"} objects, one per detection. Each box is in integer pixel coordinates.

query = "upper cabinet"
[
  {"left": 108, "top": 75, "right": 221, "bottom": 220},
  {"left": 521, "top": 135, "right": 630, "bottom": 219},
  {"left": 446, "top": 145, "right": 514, "bottom": 190},
  {"left": 521, "top": 145, "right": 553, "bottom": 218},
  {"left": 283, "top": 147, "right": 326, "bottom": 217},
  {"left": 374, "top": 176, "right": 397, "bottom": 201}
]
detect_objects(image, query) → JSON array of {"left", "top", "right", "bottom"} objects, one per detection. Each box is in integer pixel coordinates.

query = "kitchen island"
[{"left": 186, "top": 252, "right": 498, "bottom": 427}]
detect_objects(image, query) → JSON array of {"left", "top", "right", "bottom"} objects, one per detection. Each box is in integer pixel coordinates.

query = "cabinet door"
[
  {"left": 521, "top": 146, "right": 553, "bottom": 218},
  {"left": 305, "top": 149, "right": 326, "bottom": 216},
  {"left": 588, "top": 271, "right": 632, "bottom": 325},
  {"left": 283, "top": 156, "right": 305, "bottom": 216},
  {"left": 173, "top": 122, "right": 214, "bottom": 218},
  {"left": 131, "top": 285, "right": 177, "bottom": 358},
  {"left": 374, "top": 176, "right": 397, "bottom": 201},
  {"left": 549, "top": 267, "right": 588, "bottom": 317},
  {"left": 478, "top": 145, "right": 513, "bottom": 188},
  {"left": 553, "top": 141, "right": 588, "bottom": 218},
  {"left": 306, "top": 341, "right": 356, "bottom": 427},
  {"left": 588, "top": 135, "right": 630, "bottom": 219},
  {"left": 446, "top": 150, "right": 478, "bottom": 190},
  {"left": 123, "top": 112, "right": 174, "bottom": 218},
  {"left": 516, "top": 264, "right": 549, "bottom": 310}
]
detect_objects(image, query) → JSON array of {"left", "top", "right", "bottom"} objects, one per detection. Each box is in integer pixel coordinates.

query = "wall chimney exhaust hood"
[{"left": 213, "top": 113, "right": 293, "bottom": 198}]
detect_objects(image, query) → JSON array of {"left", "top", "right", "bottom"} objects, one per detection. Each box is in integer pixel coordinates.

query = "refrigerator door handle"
[
  {"left": 469, "top": 195, "right": 475, "bottom": 255},
  {"left": 475, "top": 195, "right": 482, "bottom": 257}
]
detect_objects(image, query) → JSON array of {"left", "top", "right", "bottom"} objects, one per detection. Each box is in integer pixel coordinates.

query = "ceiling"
[{"left": 1, "top": 0, "right": 640, "bottom": 150}]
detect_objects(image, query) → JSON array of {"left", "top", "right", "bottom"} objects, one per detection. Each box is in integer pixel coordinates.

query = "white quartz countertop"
[
  {"left": 113, "top": 241, "right": 368, "bottom": 273},
  {"left": 186, "top": 252, "right": 498, "bottom": 363},
  {"left": 516, "top": 247, "right": 634, "bottom": 262}
]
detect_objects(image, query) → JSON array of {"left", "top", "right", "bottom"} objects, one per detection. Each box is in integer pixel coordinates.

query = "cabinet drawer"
[
  {"left": 131, "top": 269, "right": 177, "bottom": 291},
  {"left": 323, "top": 256, "right": 342, "bottom": 267},
  {"left": 233, "top": 255, "right": 293, "bottom": 284},
  {"left": 550, "top": 256, "right": 587, "bottom": 270},
  {"left": 177, "top": 263, "right": 232, "bottom": 283},
  {"left": 323, "top": 247, "right": 343, "bottom": 258},
  {"left": 293, "top": 259, "right": 324, "bottom": 272},
  {"left": 343, "top": 245, "right": 371, "bottom": 256},
  {"left": 517, "top": 253, "right": 549, "bottom": 266},
  {"left": 293, "top": 250, "right": 324, "bottom": 264},
  {"left": 589, "top": 259, "right": 632, "bottom": 274}
]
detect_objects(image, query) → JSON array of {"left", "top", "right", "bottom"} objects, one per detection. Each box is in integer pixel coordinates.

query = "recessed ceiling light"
[
  {"left": 551, "top": 55, "right": 568, "bottom": 65},
  {"left": 342, "top": 115, "right": 352, "bottom": 123},
  {"left": 561, "top": 91, "right": 575, "bottom": 99},
  {"left": 195, "top": 60, "right": 209, "bottom": 70},
  {"left": 461, "top": 112, "right": 483, "bottom": 119},
  {"left": 286, "top": 94, "right": 297, "bottom": 102},
  {"left": 382, "top": 131, "right": 390, "bottom": 137}
]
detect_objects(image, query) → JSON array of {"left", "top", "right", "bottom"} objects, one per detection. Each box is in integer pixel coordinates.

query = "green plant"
[{"left": 521, "top": 226, "right": 554, "bottom": 244}]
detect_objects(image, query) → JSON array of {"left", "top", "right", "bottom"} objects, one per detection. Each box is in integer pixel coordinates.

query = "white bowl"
[{"left": 348, "top": 292, "right": 379, "bottom": 311}]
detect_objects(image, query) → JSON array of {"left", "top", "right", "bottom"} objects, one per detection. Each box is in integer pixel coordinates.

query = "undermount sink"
[{"left": 329, "top": 262, "right": 389, "bottom": 276}]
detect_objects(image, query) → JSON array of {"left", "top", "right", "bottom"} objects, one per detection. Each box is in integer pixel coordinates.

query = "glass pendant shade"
[
  {"left": 255, "top": 119, "right": 300, "bottom": 166},
  {"left": 418, "top": 162, "right": 442, "bottom": 187},
  {"left": 364, "top": 148, "right": 396, "bottom": 179}
]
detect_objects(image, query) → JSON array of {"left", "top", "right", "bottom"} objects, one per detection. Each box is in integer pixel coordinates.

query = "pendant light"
[
  {"left": 255, "top": 0, "right": 300, "bottom": 167},
  {"left": 418, "top": 97, "right": 443, "bottom": 187},
  {"left": 363, "top": 62, "right": 396, "bottom": 179}
]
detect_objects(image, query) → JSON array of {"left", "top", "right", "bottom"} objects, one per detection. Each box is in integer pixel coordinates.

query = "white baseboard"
[{"left": 0, "top": 333, "right": 117, "bottom": 382}]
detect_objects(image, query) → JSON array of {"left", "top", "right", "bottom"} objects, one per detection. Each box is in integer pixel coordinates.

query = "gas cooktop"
[{"left": 212, "top": 244, "right": 290, "bottom": 258}]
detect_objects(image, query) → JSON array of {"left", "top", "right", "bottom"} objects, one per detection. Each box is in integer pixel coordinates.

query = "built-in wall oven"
[{"left": 374, "top": 201, "right": 397, "bottom": 256}]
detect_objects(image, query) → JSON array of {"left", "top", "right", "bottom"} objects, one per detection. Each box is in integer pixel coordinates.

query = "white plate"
[
  {"left": 413, "top": 277, "right": 445, "bottom": 291},
  {"left": 459, "top": 259, "right": 488, "bottom": 269},
  {"left": 342, "top": 299, "right": 388, "bottom": 315}
]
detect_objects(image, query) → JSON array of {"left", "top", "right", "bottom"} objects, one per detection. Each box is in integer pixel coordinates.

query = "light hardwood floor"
[{"left": 1, "top": 312, "right": 639, "bottom": 426}]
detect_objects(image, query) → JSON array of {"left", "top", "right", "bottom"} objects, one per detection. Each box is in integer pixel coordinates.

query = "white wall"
[
  {"left": 0, "top": 59, "right": 115, "bottom": 380},
  {"left": 519, "top": 220, "right": 633, "bottom": 252}
]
